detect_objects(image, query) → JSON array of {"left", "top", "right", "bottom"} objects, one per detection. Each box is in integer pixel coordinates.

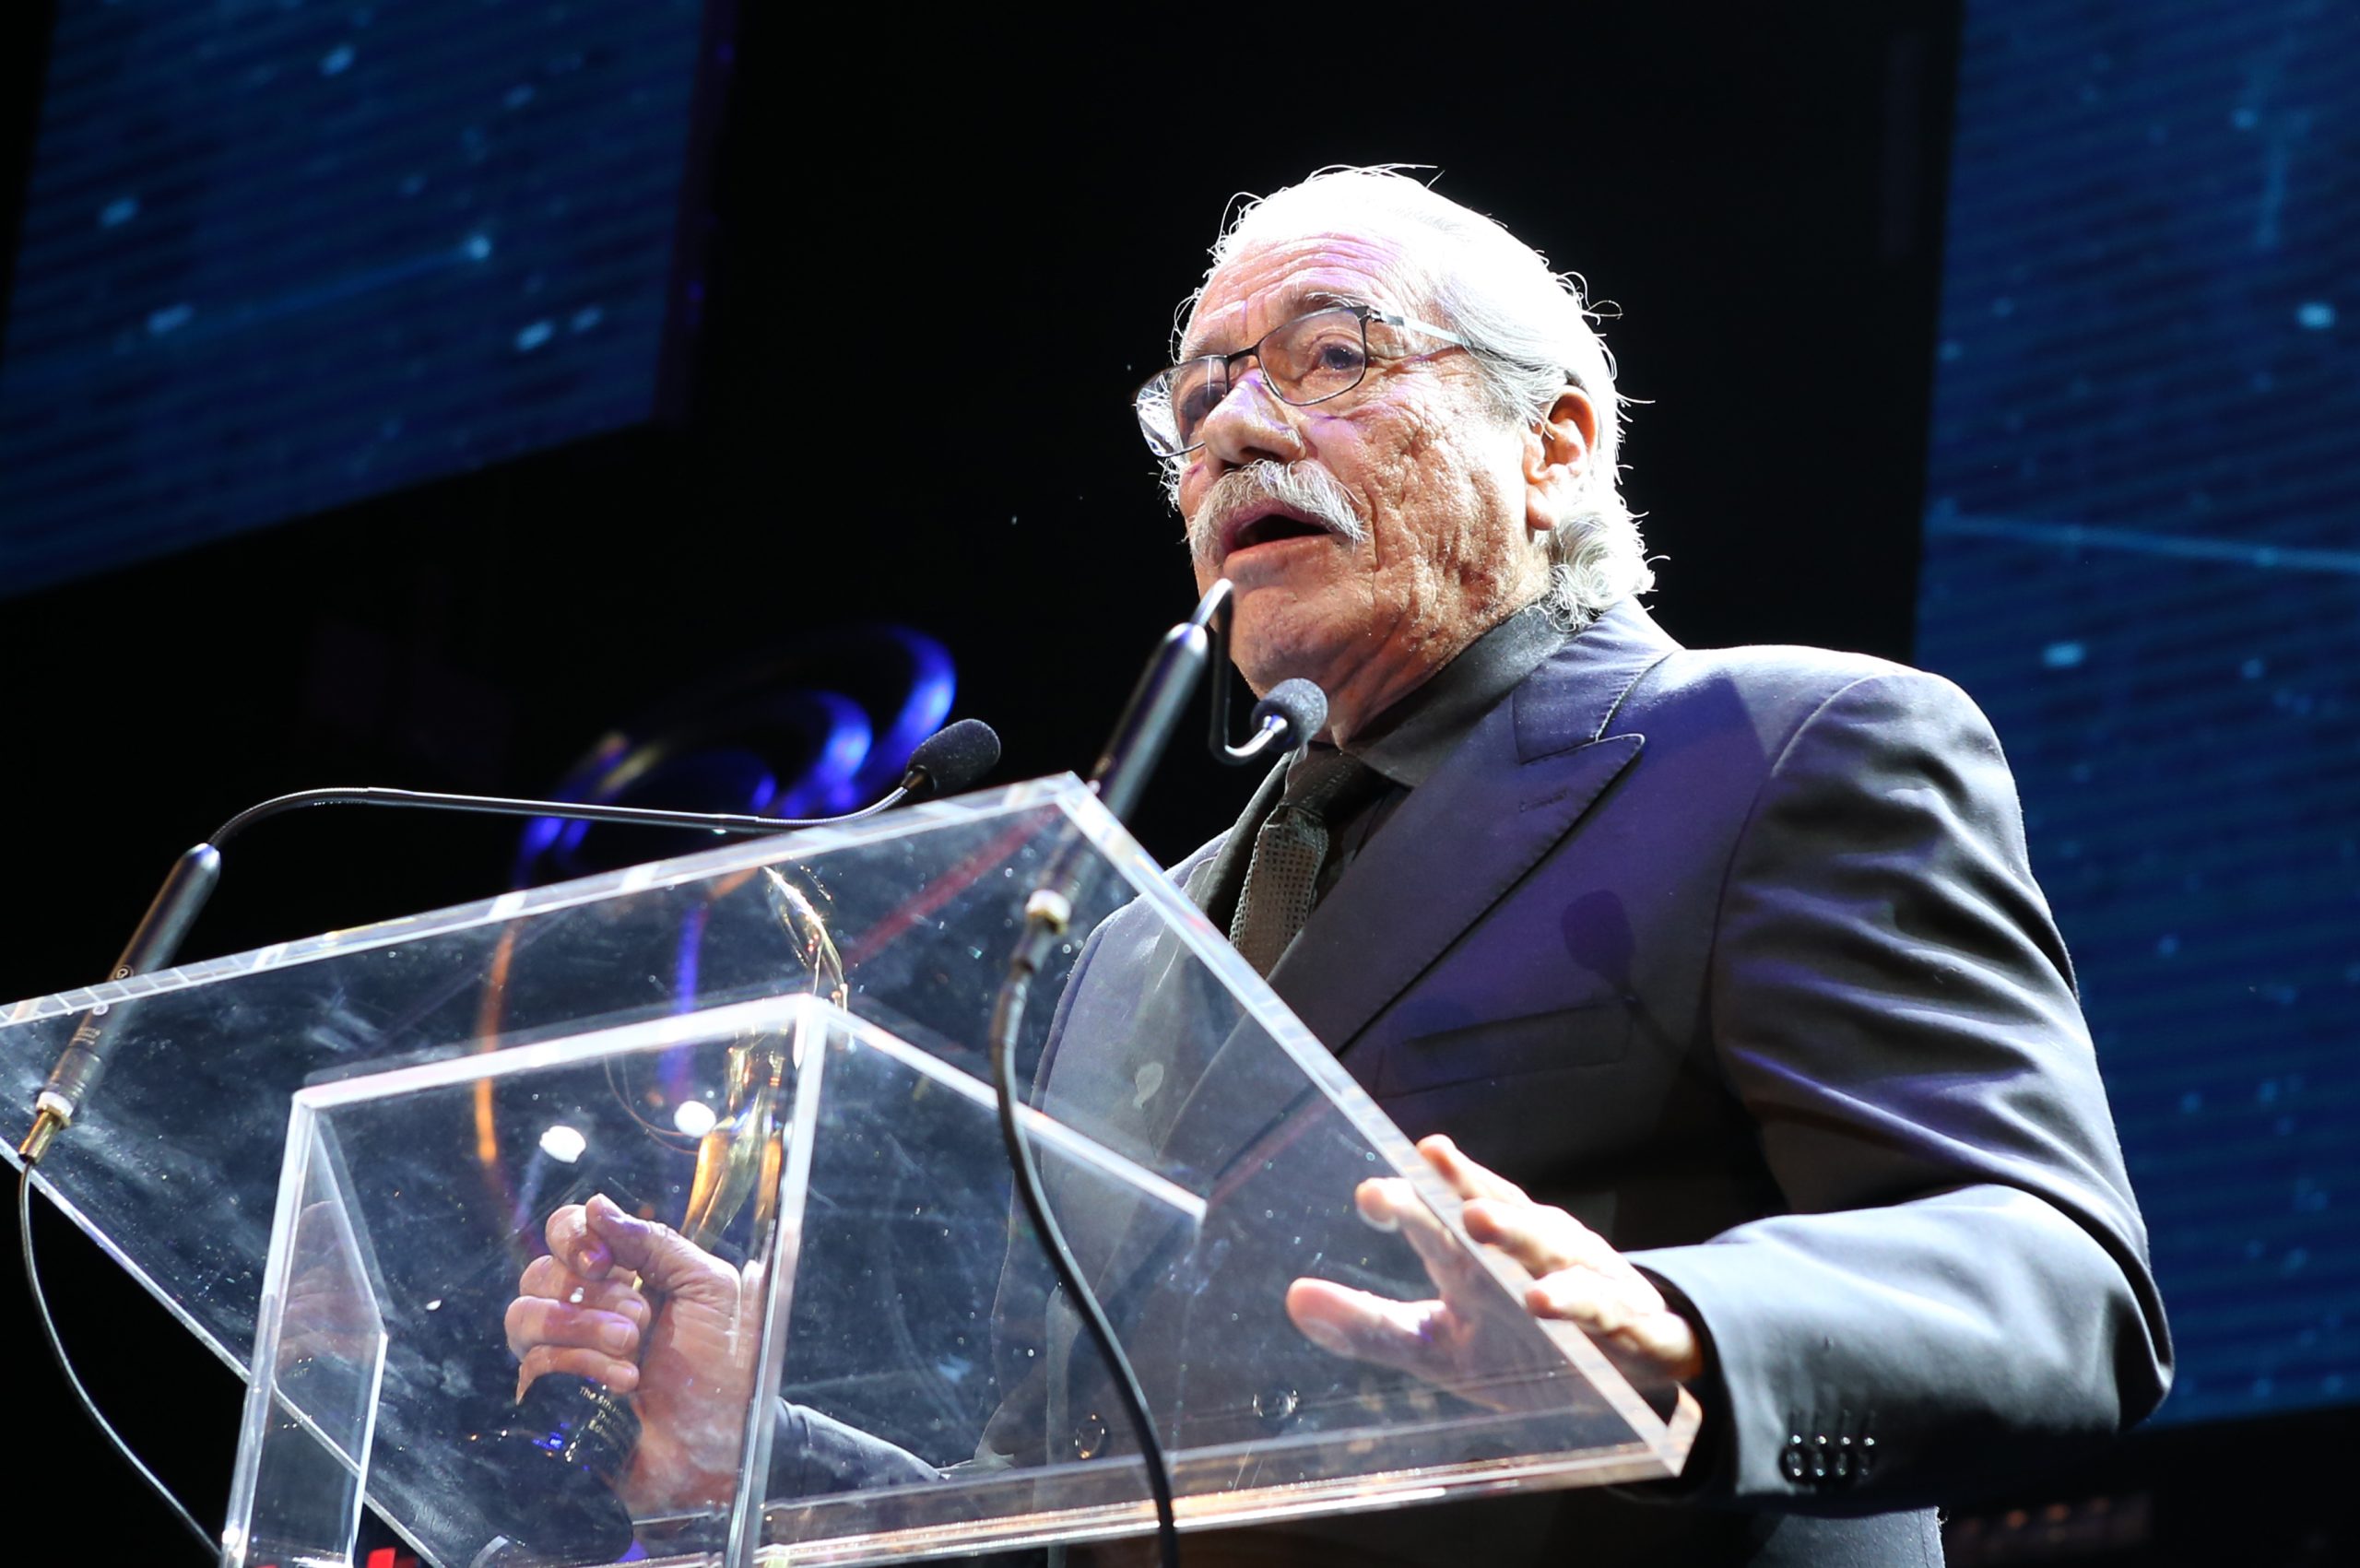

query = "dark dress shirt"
[{"left": 1215, "top": 601, "right": 1569, "bottom": 925}]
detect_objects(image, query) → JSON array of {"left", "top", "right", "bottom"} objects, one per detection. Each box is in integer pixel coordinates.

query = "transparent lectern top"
[{"left": 2, "top": 777, "right": 1692, "bottom": 1566}]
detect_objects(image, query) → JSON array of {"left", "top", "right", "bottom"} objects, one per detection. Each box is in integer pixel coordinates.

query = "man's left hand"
[{"left": 1285, "top": 1134, "right": 1706, "bottom": 1393}]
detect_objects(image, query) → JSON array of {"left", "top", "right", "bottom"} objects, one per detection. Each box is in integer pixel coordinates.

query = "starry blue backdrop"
[
  {"left": 0, "top": 0, "right": 708, "bottom": 596},
  {"left": 1918, "top": 0, "right": 2359, "bottom": 1426}
]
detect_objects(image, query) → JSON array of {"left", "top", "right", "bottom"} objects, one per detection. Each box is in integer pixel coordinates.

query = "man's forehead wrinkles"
[{"left": 1183, "top": 269, "right": 1393, "bottom": 359}]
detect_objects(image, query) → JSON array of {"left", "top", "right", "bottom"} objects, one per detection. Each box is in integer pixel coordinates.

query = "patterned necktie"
[{"left": 1227, "top": 749, "right": 1386, "bottom": 977}]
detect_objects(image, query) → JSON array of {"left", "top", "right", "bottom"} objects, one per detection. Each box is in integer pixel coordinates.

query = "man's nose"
[{"left": 1197, "top": 365, "right": 1304, "bottom": 471}]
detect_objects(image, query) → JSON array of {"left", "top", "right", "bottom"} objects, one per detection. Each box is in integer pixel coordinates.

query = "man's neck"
[
  {"left": 1320, "top": 647, "right": 1453, "bottom": 748},
  {"left": 1344, "top": 601, "right": 1572, "bottom": 785},
  {"left": 1317, "top": 595, "right": 1554, "bottom": 746}
]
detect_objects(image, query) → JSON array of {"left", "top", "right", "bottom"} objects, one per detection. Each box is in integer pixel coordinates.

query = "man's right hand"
[{"left": 504, "top": 1193, "right": 759, "bottom": 1512}]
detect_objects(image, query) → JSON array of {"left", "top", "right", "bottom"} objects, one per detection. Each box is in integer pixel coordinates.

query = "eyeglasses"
[{"left": 1133, "top": 302, "right": 1469, "bottom": 458}]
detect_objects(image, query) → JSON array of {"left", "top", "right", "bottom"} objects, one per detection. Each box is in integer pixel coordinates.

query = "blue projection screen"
[
  {"left": 0, "top": 0, "right": 711, "bottom": 595},
  {"left": 1918, "top": 0, "right": 2359, "bottom": 1425}
]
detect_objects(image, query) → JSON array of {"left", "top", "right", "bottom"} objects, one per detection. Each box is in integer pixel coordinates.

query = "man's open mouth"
[{"left": 1223, "top": 508, "right": 1334, "bottom": 557}]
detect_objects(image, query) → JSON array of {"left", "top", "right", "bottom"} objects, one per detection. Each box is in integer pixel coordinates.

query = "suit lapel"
[
  {"left": 1267, "top": 601, "right": 1678, "bottom": 1056},
  {"left": 1083, "top": 607, "right": 1676, "bottom": 1315}
]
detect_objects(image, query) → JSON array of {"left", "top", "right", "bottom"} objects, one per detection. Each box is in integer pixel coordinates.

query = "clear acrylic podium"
[{"left": 0, "top": 777, "right": 1695, "bottom": 1567}]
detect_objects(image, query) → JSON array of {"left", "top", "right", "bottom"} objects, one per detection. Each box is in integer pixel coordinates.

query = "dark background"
[{"left": 0, "top": 2, "right": 2347, "bottom": 1562}]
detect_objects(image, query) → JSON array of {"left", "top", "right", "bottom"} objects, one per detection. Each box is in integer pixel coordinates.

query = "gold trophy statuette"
[{"left": 485, "top": 867, "right": 845, "bottom": 1561}]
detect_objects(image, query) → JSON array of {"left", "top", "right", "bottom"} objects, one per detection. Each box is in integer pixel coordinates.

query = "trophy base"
[{"left": 478, "top": 1374, "right": 643, "bottom": 1562}]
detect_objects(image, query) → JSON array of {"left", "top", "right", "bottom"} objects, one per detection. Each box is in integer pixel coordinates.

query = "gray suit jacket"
[{"left": 1036, "top": 598, "right": 2168, "bottom": 1566}]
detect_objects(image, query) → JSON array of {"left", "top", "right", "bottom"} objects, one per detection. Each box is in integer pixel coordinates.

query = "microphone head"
[
  {"left": 1249, "top": 679, "right": 1328, "bottom": 751},
  {"left": 903, "top": 718, "right": 1002, "bottom": 798}
]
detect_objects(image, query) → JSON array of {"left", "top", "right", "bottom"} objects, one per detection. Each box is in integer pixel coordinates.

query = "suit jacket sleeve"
[{"left": 1625, "top": 668, "right": 2172, "bottom": 1510}]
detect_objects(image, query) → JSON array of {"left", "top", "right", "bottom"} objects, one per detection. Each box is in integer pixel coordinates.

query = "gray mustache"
[{"left": 1187, "top": 461, "right": 1368, "bottom": 566}]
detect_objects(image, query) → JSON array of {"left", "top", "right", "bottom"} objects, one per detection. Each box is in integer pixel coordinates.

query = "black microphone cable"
[
  {"left": 15, "top": 1161, "right": 216, "bottom": 1556},
  {"left": 11, "top": 719, "right": 1000, "bottom": 1556},
  {"left": 989, "top": 581, "right": 1325, "bottom": 1568}
]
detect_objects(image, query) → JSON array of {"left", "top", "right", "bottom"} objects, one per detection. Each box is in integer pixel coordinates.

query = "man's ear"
[{"left": 1523, "top": 386, "right": 1599, "bottom": 536}]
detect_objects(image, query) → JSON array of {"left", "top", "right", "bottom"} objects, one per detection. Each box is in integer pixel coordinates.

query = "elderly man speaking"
[{"left": 509, "top": 167, "right": 2171, "bottom": 1566}]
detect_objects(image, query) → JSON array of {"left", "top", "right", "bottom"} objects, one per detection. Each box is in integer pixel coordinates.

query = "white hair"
[{"left": 1174, "top": 166, "right": 1652, "bottom": 628}]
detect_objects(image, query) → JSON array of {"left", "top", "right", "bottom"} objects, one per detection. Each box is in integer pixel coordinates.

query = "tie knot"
[
  {"left": 1226, "top": 747, "right": 1386, "bottom": 977},
  {"left": 1279, "top": 747, "right": 1382, "bottom": 819}
]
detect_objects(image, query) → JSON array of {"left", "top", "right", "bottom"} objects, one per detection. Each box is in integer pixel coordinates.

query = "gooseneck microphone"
[
  {"left": 10, "top": 717, "right": 1001, "bottom": 1558},
  {"left": 898, "top": 716, "right": 1001, "bottom": 799},
  {"left": 15, "top": 718, "right": 1001, "bottom": 1164},
  {"left": 1084, "top": 586, "right": 1227, "bottom": 825},
  {"left": 994, "top": 580, "right": 1328, "bottom": 1568},
  {"left": 1245, "top": 678, "right": 1329, "bottom": 762},
  {"left": 1052, "top": 581, "right": 1326, "bottom": 914},
  {"left": 1081, "top": 587, "right": 1330, "bottom": 830}
]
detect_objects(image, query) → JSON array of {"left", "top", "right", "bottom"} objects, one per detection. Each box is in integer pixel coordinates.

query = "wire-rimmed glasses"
[{"left": 1133, "top": 302, "right": 1469, "bottom": 458}]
